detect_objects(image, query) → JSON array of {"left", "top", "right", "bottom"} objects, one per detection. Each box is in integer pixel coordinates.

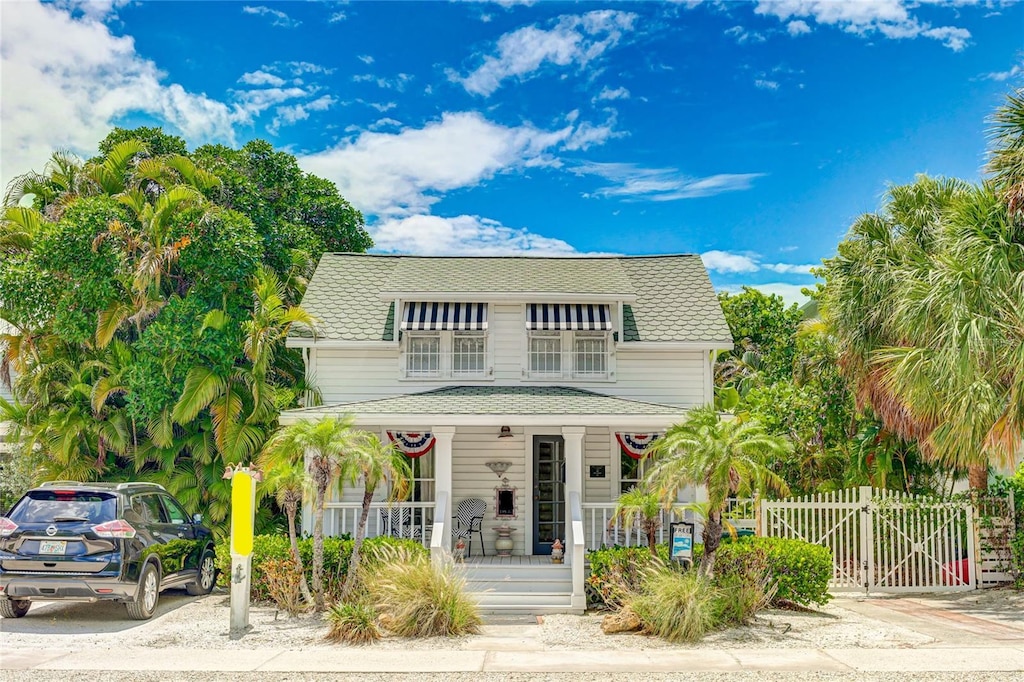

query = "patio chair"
[
  {"left": 452, "top": 498, "right": 486, "bottom": 557},
  {"left": 379, "top": 507, "right": 421, "bottom": 540}
]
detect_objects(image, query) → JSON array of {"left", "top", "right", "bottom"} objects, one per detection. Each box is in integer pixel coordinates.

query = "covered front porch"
[{"left": 281, "top": 385, "right": 688, "bottom": 612}]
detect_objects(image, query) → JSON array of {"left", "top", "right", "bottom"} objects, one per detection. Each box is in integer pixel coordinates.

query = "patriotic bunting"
[
  {"left": 616, "top": 432, "right": 659, "bottom": 460},
  {"left": 386, "top": 431, "right": 436, "bottom": 457}
]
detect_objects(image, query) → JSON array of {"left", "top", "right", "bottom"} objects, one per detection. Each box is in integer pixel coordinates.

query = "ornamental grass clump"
[
  {"left": 367, "top": 546, "right": 481, "bottom": 637},
  {"left": 627, "top": 567, "right": 721, "bottom": 643},
  {"left": 325, "top": 601, "right": 381, "bottom": 644}
]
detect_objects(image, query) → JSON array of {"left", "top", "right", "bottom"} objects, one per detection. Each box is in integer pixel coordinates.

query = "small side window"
[
  {"left": 134, "top": 494, "right": 168, "bottom": 524},
  {"left": 161, "top": 495, "right": 190, "bottom": 525}
]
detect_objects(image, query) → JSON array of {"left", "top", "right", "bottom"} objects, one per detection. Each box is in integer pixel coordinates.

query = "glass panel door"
[{"left": 533, "top": 435, "right": 565, "bottom": 555}]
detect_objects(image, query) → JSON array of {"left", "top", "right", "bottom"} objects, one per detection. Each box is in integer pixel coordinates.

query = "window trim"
[
  {"left": 400, "top": 330, "right": 492, "bottom": 381},
  {"left": 525, "top": 329, "right": 614, "bottom": 381}
]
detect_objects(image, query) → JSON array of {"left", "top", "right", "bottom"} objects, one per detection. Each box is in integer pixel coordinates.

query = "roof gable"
[{"left": 294, "top": 253, "right": 731, "bottom": 344}]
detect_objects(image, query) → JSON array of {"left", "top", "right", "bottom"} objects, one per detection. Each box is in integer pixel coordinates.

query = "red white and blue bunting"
[
  {"left": 616, "top": 432, "right": 659, "bottom": 460},
  {"left": 387, "top": 431, "right": 436, "bottom": 458}
]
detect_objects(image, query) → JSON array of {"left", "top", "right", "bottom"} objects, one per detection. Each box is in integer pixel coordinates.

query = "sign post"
[
  {"left": 669, "top": 521, "right": 695, "bottom": 568},
  {"left": 225, "top": 465, "right": 258, "bottom": 635}
]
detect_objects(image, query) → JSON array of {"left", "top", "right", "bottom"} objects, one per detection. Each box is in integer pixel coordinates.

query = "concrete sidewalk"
[{"left": 3, "top": 644, "right": 1024, "bottom": 674}]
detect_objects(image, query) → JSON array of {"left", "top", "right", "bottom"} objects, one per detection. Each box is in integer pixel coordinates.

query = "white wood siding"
[
  {"left": 584, "top": 427, "right": 612, "bottom": 503},
  {"left": 451, "top": 426, "right": 528, "bottom": 556},
  {"left": 315, "top": 345, "right": 707, "bottom": 408}
]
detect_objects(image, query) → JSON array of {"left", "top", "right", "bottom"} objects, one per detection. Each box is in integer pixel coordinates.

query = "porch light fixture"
[
  {"left": 498, "top": 425, "right": 513, "bottom": 438},
  {"left": 485, "top": 461, "right": 512, "bottom": 478}
]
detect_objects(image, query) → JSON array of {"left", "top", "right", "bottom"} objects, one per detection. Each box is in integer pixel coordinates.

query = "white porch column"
[
  {"left": 562, "top": 426, "right": 587, "bottom": 612},
  {"left": 562, "top": 426, "right": 585, "bottom": 501},
  {"left": 432, "top": 426, "right": 456, "bottom": 551}
]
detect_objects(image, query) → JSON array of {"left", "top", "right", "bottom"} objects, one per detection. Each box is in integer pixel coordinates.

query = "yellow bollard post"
[{"left": 229, "top": 469, "right": 255, "bottom": 635}]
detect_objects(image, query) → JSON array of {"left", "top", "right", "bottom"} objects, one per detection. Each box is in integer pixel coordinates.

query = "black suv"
[{"left": 0, "top": 481, "right": 216, "bottom": 620}]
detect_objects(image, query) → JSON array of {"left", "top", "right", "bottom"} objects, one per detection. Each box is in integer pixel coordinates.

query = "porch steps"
[{"left": 463, "top": 563, "right": 580, "bottom": 615}]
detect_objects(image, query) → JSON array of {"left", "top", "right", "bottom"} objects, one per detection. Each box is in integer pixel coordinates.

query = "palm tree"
[
  {"left": 262, "top": 417, "right": 356, "bottom": 610},
  {"left": 612, "top": 487, "right": 663, "bottom": 555},
  {"left": 988, "top": 87, "right": 1024, "bottom": 215},
  {"left": 337, "top": 432, "right": 411, "bottom": 600},
  {"left": 821, "top": 175, "right": 1022, "bottom": 490},
  {"left": 258, "top": 445, "right": 313, "bottom": 605},
  {"left": 645, "top": 406, "right": 791, "bottom": 577}
]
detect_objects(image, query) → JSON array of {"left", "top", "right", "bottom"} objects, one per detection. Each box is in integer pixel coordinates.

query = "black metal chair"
[
  {"left": 452, "top": 498, "right": 486, "bottom": 556},
  {"left": 380, "top": 507, "right": 421, "bottom": 540}
]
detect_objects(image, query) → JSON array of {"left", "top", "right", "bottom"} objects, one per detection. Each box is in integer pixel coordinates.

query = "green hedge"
[
  {"left": 215, "top": 534, "right": 427, "bottom": 603},
  {"left": 587, "top": 536, "right": 832, "bottom": 609}
]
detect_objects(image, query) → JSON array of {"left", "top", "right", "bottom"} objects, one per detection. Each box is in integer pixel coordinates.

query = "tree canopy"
[{"left": 0, "top": 127, "right": 370, "bottom": 533}]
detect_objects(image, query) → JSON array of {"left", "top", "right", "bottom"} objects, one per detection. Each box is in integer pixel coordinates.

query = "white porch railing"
[
  {"left": 569, "top": 492, "right": 585, "bottom": 611},
  {"left": 430, "top": 492, "right": 448, "bottom": 566},
  {"left": 322, "top": 500, "right": 434, "bottom": 548},
  {"left": 582, "top": 498, "right": 756, "bottom": 551}
]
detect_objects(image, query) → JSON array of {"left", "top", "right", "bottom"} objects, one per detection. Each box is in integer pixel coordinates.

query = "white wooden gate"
[{"left": 759, "top": 486, "right": 976, "bottom": 594}]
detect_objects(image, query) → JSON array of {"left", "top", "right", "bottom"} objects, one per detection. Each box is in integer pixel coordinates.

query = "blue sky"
[{"left": 2, "top": 1, "right": 1022, "bottom": 303}]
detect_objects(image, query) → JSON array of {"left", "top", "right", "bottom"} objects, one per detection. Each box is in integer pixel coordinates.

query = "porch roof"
[{"left": 280, "top": 385, "right": 686, "bottom": 428}]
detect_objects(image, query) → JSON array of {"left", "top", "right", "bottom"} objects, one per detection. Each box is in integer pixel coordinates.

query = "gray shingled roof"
[
  {"left": 382, "top": 256, "right": 635, "bottom": 295},
  {"left": 294, "top": 254, "right": 731, "bottom": 344},
  {"left": 286, "top": 385, "right": 684, "bottom": 417}
]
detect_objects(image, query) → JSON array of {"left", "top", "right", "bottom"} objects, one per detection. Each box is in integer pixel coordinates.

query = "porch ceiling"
[{"left": 280, "top": 385, "right": 686, "bottom": 428}]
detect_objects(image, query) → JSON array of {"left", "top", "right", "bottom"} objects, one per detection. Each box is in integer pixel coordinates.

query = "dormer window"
[
  {"left": 525, "top": 304, "right": 614, "bottom": 380},
  {"left": 400, "top": 302, "right": 490, "bottom": 380}
]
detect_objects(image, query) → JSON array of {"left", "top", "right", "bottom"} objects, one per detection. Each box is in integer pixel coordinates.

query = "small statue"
[
  {"left": 551, "top": 538, "right": 564, "bottom": 564},
  {"left": 454, "top": 537, "right": 466, "bottom": 562}
]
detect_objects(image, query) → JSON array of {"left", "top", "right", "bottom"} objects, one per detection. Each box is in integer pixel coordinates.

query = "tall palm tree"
[
  {"left": 822, "top": 175, "right": 1022, "bottom": 489},
  {"left": 988, "top": 87, "right": 1024, "bottom": 215},
  {"left": 262, "top": 416, "right": 356, "bottom": 610},
  {"left": 645, "top": 406, "right": 791, "bottom": 577},
  {"left": 337, "top": 432, "right": 412, "bottom": 600}
]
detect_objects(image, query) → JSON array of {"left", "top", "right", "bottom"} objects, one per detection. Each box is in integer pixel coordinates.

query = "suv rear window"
[{"left": 7, "top": 490, "right": 118, "bottom": 524}]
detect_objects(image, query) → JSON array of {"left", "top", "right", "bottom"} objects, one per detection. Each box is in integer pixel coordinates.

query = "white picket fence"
[{"left": 760, "top": 486, "right": 979, "bottom": 594}]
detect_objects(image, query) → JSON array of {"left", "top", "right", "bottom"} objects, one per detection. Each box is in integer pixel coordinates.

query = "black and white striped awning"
[
  {"left": 526, "top": 304, "right": 612, "bottom": 331},
  {"left": 400, "top": 302, "right": 488, "bottom": 331}
]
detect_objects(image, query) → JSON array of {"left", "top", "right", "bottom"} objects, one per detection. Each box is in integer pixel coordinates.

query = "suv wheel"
[
  {"left": 126, "top": 563, "right": 160, "bottom": 620},
  {"left": 0, "top": 597, "right": 30, "bottom": 618},
  {"left": 186, "top": 550, "right": 216, "bottom": 596}
]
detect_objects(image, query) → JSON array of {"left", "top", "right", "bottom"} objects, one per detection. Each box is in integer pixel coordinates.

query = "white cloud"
[
  {"left": 363, "top": 101, "right": 398, "bottom": 113},
  {"left": 268, "top": 95, "right": 336, "bottom": 135},
  {"left": 594, "top": 85, "right": 630, "bottom": 101},
  {"left": 238, "top": 70, "right": 286, "bottom": 87},
  {"left": 369, "top": 117, "right": 403, "bottom": 130},
  {"left": 701, "top": 251, "right": 760, "bottom": 274},
  {"left": 298, "top": 111, "right": 573, "bottom": 216},
  {"left": 562, "top": 110, "right": 623, "bottom": 151},
  {"left": 725, "top": 25, "right": 766, "bottom": 44},
  {"left": 353, "top": 73, "right": 414, "bottom": 91},
  {"left": 787, "top": 20, "right": 811, "bottom": 36},
  {"left": 701, "top": 250, "right": 818, "bottom": 277},
  {"left": 370, "top": 214, "right": 583, "bottom": 256},
  {"left": 575, "top": 162, "right": 765, "bottom": 201},
  {"left": 329, "top": 11, "right": 346, "bottom": 23},
  {"left": 455, "top": 10, "right": 637, "bottom": 96},
  {"left": 753, "top": 0, "right": 973, "bottom": 51},
  {"left": 754, "top": 79, "right": 780, "bottom": 90},
  {"left": 719, "top": 282, "right": 810, "bottom": 306},
  {"left": 242, "top": 5, "right": 301, "bottom": 28},
  {"left": 1, "top": 1, "right": 241, "bottom": 187},
  {"left": 357, "top": 55, "right": 375, "bottom": 65},
  {"left": 233, "top": 87, "right": 311, "bottom": 117},
  {"left": 983, "top": 64, "right": 1023, "bottom": 82},
  {"left": 286, "top": 61, "right": 335, "bottom": 76}
]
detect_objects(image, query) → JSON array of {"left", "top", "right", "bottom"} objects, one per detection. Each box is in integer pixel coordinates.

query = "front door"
[{"left": 533, "top": 435, "right": 565, "bottom": 555}]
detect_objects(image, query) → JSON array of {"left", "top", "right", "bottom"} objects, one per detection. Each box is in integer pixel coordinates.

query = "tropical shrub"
[
  {"left": 365, "top": 546, "right": 481, "bottom": 637},
  {"left": 627, "top": 568, "right": 721, "bottom": 642},
  {"left": 325, "top": 601, "right": 381, "bottom": 644},
  {"left": 586, "top": 545, "right": 667, "bottom": 608},
  {"left": 717, "top": 537, "right": 832, "bottom": 606},
  {"left": 214, "top": 534, "right": 425, "bottom": 602}
]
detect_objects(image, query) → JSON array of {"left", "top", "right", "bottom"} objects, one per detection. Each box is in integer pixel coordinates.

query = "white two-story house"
[{"left": 282, "top": 253, "right": 733, "bottom": 612}]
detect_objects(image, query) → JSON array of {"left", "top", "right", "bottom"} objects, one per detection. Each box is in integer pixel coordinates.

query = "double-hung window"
[
  {"left": 401, "top": 302, "right": 489, "bottom": 379},
  {"left": 526, "top": 303, "right": 613, "bottom": 380}
]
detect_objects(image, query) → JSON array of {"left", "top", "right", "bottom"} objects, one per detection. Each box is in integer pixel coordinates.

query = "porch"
[{"left": 285, "top": 385, "right": 689, "bottom": 613}]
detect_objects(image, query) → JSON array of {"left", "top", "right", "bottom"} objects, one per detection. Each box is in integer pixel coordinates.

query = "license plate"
[{"left": 39, "top": 540, "right": 67, "bottom": 555}]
